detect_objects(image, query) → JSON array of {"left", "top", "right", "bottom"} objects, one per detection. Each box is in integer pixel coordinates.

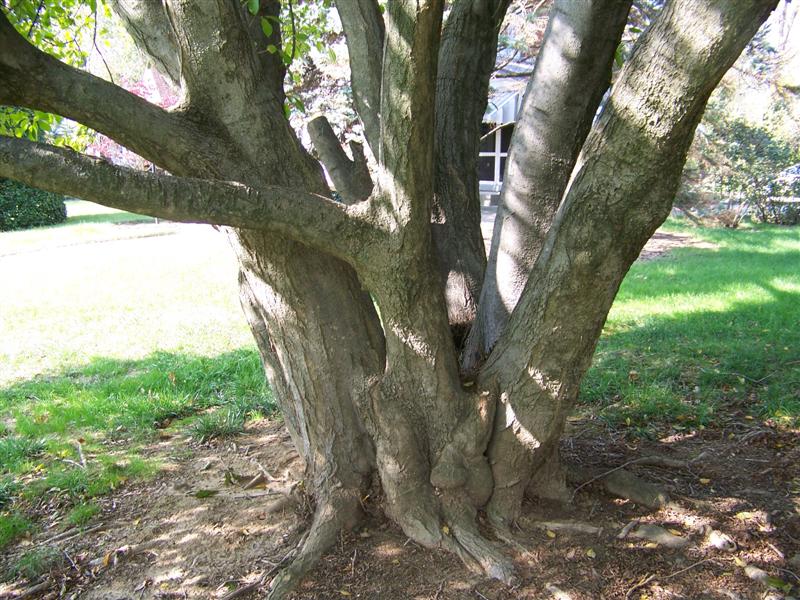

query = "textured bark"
[
  {"left": 307, "top": 115, "right": 373, "bottom": 203},
  {"left": 334, "top": 0, "right": 384, "bottom": 153},
  {"left": 462, "top": 0, "right": 632, "bottom": 372},
  {"left": 480, "top": 0, "right": 779, "bottom": 525},
  {"left": 432, "top": 0, "right": 510, "bottom": 343},
  {"left": 108, "top": 0, "right": 182, "bottom": 85},
  {"left": 0, "top": 0, "right": 779, "bottom": 595},
  {"left": 0, "top": 136, "right": 381, "bottom": 262}
]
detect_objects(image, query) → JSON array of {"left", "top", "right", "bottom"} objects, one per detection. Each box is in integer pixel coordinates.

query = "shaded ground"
[{"left": 2, "top": 416, "right": 797, "bottom": 599}]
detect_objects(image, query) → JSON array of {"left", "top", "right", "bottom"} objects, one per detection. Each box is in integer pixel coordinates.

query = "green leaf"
[
  {"left": 247, "top": 0, "right": 259, "bottom": 15},
  {"left": 260, "top": 17, "right": 273, "bottom": 37},
  {"left": 266, "top": 44, "right": 277, "bottom": 54}
]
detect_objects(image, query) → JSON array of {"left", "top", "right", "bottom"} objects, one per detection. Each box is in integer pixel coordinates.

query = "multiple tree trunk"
[{"left": 0, "top": 0, "right": 779, "bottom": 596}]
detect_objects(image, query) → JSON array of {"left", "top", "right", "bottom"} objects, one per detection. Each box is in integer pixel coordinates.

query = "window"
[{"left": 478, "top": 123, "right": 514, "bottom": 191}]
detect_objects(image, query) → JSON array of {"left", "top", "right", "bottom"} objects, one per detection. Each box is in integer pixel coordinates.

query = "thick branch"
[
  {"left": 0, "top": 136, "right": 380, "bottom": 263},
  {"left": 307, "top": 115, "right": 373, "bottom": 204},
  {"left": 0, "top": 11, "right": 226, "bottom": 176},
  {"left": 481, "top": 0, "right": 779, "bottom": 522},
  {"left": 108, "top": 0, "right": 182, "bottom": 86},
  {"left": 432, "top": 0, "right": 510, "bottom": 339},
  {"left": 463, "top": 0, "right": 632, "bottom": 372},
  {"left": 375, "top": 0, "right": 444, "bottom": 230},
  {"left": 335, "top": 0, "right": 384, "bottom": 153}
]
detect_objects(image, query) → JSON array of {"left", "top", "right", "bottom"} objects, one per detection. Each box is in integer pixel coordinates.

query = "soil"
[
  {"left": 2, "top": 414, "right": 797, "bottom": 600},
  {"left": 4, "top": 233, "right": 797, "bottom": 600}
]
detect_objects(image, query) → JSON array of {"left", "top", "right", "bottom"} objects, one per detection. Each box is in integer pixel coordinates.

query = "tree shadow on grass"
[
  {"left": 582, "top": 235, "right": 800, "bottom": 429},
  {"left": 0, "top": 348, "right": 275, "bottom": 445}
]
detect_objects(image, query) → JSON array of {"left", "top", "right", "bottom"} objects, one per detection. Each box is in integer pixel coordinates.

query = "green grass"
[
  {"left": 0, "top": 210, "right": 273, "bottom": 549},
  {"left": 0, "top": 200, "right": 169, "bottom": 257},
  {"left": 581, "top": 221, "right": 800, "bottom": 431},
  {"left": 65, "top": 502, "right": 100, "bottom": 526},
  {"left": 0, "top": 513, "right": 33, "bottom": 548},
  {"left": 1, "top": 207, "right": 797, "bottom": 550},
  {"left": 7, "top": 546, "right": 63, "bottom": 581}
]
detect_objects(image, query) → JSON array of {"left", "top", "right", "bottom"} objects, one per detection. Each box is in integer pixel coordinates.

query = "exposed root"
[
  {"left": 569, "top": 465, "right": 670, "bottom": 509},
  {"left": 266, "top": 492, "right": 362, "bottom": 600},
  {"left": 442, "top": 498, "right": 518, "bottom": 586},
  {"left": 219, "top": 491, "right": 363, "bottom": 600}
]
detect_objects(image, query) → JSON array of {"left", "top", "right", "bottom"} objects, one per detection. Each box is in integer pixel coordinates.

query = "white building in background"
[{"left": 479, "top": 58, "right": 529, "bottom": 205}]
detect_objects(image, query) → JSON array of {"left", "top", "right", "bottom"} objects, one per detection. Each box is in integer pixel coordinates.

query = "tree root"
[
  {"left": 219, "top": 491, "right": 363, "bottom": 600},
  {"left": 569, "top": 465, "right": 670, "bottom": 509},
  {"left": 266, "top": 492, "right": 362, "bottom": 600},
  {"left": 442, "top": 498, "right": 518, "bottom": 585}
]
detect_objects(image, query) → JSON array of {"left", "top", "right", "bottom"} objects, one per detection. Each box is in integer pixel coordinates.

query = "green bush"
[{"left": 0, "top": 179, "right": 67, "bottom": 231}]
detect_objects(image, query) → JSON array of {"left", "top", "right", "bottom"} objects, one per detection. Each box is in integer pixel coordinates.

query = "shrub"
[{"left": 0, "top": 178, "right": 67, "bottom": 231}]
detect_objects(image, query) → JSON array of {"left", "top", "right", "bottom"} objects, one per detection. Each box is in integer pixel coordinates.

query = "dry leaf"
[
  {"left": 699, "top": 477, "right": 711, "bottom": 484},
  {"left": 442, "top": 525, "right": 450, "bottom": 535},
  {"left": 546, "top": 530, "right": 556, "bottom": 539},
  {"left": 733, "top": 557, "right": 747, "bottom": 567},
  {"left": 667, "top": 529, "right": 682, "bottom": 536},
  {"left": 645, "top": 542, "right": 658, "bottom": 548},
  {"left": 586, "top": 548, "right": 596, "bottom": 558},
  {"left": 339, "top": 591, "right": 351, "bottom": 597}
]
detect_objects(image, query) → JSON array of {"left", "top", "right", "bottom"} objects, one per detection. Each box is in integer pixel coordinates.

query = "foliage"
[
  {"left": 0, "top": 0, "right": 99, "bottom": 144},
  {"left": 705, "top": 109, "right": 799, "bottom": 225},
  {"left": 0, "top": 178, "right": 67, "bottom": 231}
]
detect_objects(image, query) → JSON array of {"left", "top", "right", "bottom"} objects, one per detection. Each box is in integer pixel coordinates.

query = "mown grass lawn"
[
  {"left": 0, "top": 204, "right": 798, "bottom": 554},
  {"left": 581, "top": 222, "right": 800, "bottom": 433},
  {"left": 0, "top": 203, "right": 273, "bottom": 552}
]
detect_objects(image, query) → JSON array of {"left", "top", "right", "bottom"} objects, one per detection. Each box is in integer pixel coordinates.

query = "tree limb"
[
  {"left": 334, "top": 0, "right": 384, "bottom": 153},
  {"left": 0, "top": 11, "right": 227, "bottom": 176},
  {"left": 308, "top": 115, "right": 373, "bottom": 204},
  {"left": 463, "top": 0, "right": 633, "bottom": 372},
  {"left": 0, "top": 136, "right": 381, "bottom": 263},
  {"left": 108, "top": 0, "right": 182, "bottom": 86}
]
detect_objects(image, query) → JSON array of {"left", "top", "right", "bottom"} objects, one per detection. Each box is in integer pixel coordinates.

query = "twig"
[
  {"left": 617, "top": 519, "right": 639, "bottom": 540},
  {"left": 92, "top": 3, "right": 115, "bottom": 84},
  {"left": 433, "top": 580, "right": 445, "bottom": 600},
  {"left": 31, "top": 523, "right": 106, "bottom": 550},
  {"left": 533, "top": 521, "right": 603, "bottom": 535},
  {"left": 75, "top": 440, "right": 87, "bottom": 469},
  {"left": 571, "top": 453, "right": 706, "bottom": 501},
  {"left": 625, "top": 559, "right": 717, "bottom": 599},
  {"left": 350, "top": 548, "right": 357, "bottom": 578},
  {"left": 474, "top": 591, "right": 490, "bottom": 600},
  {"left": 15, "top": 578, "right": 51, "bottom": 599},
  {"left": 26, "top": 0, "right": 45, "bottom": 38},
  {"left": 88, "top": 539, "right": 161, "bottom": 568},
  {"left": 63, "top": 550, "right": 79, "bottom": 572}
]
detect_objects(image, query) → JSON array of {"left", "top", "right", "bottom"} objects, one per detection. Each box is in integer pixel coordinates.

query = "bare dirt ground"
[{"left": 2, "top": 414, "right": 798, "bottom": 600}]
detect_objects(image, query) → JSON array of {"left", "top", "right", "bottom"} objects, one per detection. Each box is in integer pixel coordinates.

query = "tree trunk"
[{"left": 0, "top": 0, "right": 780, "bottom": 597}]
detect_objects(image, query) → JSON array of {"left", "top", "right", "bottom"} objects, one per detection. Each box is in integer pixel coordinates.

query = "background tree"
[{"left": 0, "top": 0, "right": 780, "bottom": 597}]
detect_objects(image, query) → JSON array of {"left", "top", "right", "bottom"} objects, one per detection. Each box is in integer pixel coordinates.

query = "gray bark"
[
  {"left": 307, "top": 115, "right": 373, "bottom": 203},
  {"left": 109, "top": 0, "right": 182, "bottom": 86},
  {"left": 0, "top": 0, "right": 780, "bottom": 595},
  {"left": 462, "top": 0, "right": 632, "bottom": 372},
  {"left": 334, "top": 0, "right": 384, "bottom": 153},
  {"left": 479, "top": 0, "right": 779, "bottom": 525},
  {"left": 432, "top": 0, "right": 510, "bottom": 343}
]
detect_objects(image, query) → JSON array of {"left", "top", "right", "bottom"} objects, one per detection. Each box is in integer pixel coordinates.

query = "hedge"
[{"left": 0, "top": 179, "right": 67, "bottom": 232}]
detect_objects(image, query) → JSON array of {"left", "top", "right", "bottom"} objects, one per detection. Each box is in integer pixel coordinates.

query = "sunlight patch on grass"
[{"left": 582, "top": 222, "right": 800, "bottom": 431}]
